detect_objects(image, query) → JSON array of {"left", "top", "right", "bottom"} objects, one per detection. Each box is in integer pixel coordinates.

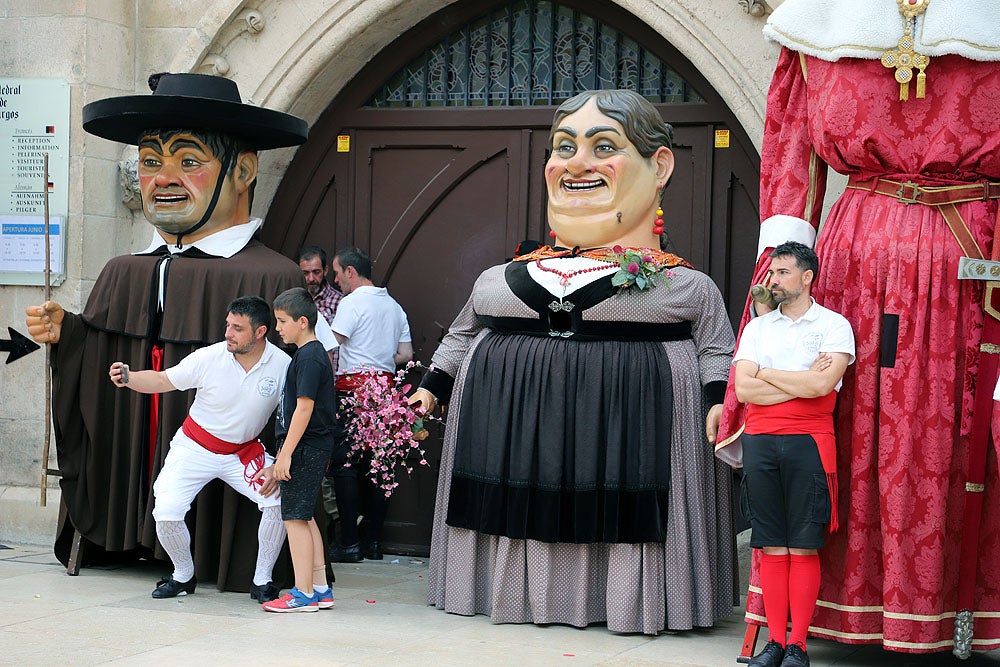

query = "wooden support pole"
[{"left": 40, "top": 152, "right": 54, "bottom": 506}]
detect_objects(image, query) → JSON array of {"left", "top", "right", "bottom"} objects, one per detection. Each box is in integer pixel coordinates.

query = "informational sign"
[
  {"left": 714, "top": 129, "right": 730, "bottom": 149},
  {"left": 0, "top": 78, "right": 70, "bottom": 285}
]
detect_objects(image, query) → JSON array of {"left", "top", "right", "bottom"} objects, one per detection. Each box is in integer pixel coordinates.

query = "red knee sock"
[
  {"left": 788, "top": 553, "right": 821, "bottom": 649},
  {"left": 759, "top": 552, "right": 790, "bottom": 647}
]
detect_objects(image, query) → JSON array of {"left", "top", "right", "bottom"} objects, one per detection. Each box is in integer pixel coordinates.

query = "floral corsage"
[{"left": 606, "top": 245, "right": 676, "bottom": 292}]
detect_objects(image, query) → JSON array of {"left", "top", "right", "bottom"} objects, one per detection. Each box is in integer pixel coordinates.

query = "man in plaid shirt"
[{"left": 297, "top": 246, "right": 343, "bottom": 371}]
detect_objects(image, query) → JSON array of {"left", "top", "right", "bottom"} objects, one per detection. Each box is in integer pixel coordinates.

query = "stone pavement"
[{"left": 2, "top": 541, "right": 998, "bottom": 667}]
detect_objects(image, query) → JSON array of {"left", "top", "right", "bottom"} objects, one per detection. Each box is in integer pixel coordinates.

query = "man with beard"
[
  {"left": 733, "top": 241, "right": 854, "bottom": 667},
  {"left": 297, "top": 246, "right": 341, "bottom": 371},
  {"left": 24, "top": 73, "right": 319, "bottom": 595},
  {"left": 108, "top": 296, "right": 289, "bottom": 602}
]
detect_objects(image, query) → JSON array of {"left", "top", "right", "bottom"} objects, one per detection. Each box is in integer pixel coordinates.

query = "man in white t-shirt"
[
  {"left": 326, "top": 247, "right": 413, "bottom": 563},
  {"left": 109, "top": 296, "right": 291, "bottom": 604}
]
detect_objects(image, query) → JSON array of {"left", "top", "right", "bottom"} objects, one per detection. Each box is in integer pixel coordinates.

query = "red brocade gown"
[{"left": 719, "top": 48, "right": 1000, "bottom": 653}]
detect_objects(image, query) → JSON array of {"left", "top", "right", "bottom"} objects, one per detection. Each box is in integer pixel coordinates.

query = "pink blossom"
[
  {"left": 612, "top": 245, "right": 624, "bottom": 254},
  {"left": 627, "top": 261, "right": 640, "bottom": 275},
  {"left": 339, "top": 364, "right": 435, "bottom": 497}
]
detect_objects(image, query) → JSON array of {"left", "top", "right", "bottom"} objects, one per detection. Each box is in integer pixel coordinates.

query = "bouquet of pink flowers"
[{"left": 340, "top": 361, "right": 431, "bottom": 498}]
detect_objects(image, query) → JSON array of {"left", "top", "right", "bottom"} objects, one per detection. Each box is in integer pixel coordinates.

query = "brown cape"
[{"left": 51, "top": 239, "right": 303, "bottom": 591}]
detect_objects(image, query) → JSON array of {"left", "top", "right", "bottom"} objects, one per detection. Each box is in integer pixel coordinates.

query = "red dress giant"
[{"left": 718, "top": 6, "right": 1000, "bottom": 654}]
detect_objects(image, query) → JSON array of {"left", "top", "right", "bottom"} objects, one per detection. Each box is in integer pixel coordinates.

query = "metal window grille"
[{"left": 366, "top": 0, "right": 704, "bottom": 108}]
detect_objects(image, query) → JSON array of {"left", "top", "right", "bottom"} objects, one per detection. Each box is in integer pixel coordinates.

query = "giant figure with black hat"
[{"left": 24, "top": 73, "right": 315, "bottom": 596}]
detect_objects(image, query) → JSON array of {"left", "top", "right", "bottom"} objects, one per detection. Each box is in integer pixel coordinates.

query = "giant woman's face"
[
  {"left": 544, "top": 100, "right": 672, "bottom": 249},
  {"left": 137, "top": 132, "right": 241, "bottom": 237}
]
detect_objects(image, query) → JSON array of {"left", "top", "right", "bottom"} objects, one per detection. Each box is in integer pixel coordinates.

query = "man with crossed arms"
[{"left": 734, "top": 242, "right": 854, "bottom": 667}]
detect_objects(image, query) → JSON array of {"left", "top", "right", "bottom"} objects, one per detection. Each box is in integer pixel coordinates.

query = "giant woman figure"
[{"left": 411, "top": 89, "right": 738, "bottom": 633}]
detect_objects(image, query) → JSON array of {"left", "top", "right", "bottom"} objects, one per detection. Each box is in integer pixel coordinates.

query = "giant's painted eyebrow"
[
  {"left": 552, "top": 125, "right": 622, "bottom": 139},
  {"left": 138, "top": 138, "right": 206, "bottom": 155},
  {"left": 138, "top": 138, "right": 165, "bottom": 155},
  {"left": 584, "top": 126, "right": 621, "bottom": 138}
]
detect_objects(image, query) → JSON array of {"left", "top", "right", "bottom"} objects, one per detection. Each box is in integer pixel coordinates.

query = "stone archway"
[{"left": 168, "top": 0, "right": 772, "bottom": 216}]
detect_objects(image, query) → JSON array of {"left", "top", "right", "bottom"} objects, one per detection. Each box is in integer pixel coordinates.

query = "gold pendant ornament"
[{"left": 881, "top": 0, "right": 930, "bottom": 100}]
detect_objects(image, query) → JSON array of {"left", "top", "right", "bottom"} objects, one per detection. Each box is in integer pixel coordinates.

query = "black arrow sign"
[{"left": 2, "top": 327, "right": 40, "bottom": 364}]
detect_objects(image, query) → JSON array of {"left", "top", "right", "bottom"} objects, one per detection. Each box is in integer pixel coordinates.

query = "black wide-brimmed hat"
[{"left": 82, "top": 73, "right": 308, "bottom": 150}]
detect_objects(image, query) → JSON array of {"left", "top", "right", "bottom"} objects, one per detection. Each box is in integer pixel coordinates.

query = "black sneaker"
[
  {"left": 361, "top": 541, "right": 383, "bottom": 561},
  {"left": 748, "top": 640, "right": 786, "bottom": 667},
  {"left": 249, "top": 581, "right": 280, "bottom": 603},
  {"left": 780, "top": 643, "right": 810, "bottom": 667},
  {"left": 328, "top": 542, "right": 363, "bottom": 563},
  {"left": 151, "top": 575, "right": 197, "bottom": 599}
]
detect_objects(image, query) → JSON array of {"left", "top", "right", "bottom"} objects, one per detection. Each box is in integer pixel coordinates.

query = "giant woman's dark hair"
[{"left": 548, "top": 89, "right": 674, "bottom": 157}]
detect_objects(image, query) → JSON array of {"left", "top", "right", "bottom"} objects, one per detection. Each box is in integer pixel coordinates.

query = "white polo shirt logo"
[
  {"left": 257, "top": 376, "right": 278, "bottom": 398},
  {"left": 802, "top": 332, "right": 823, "bottom": 354}
]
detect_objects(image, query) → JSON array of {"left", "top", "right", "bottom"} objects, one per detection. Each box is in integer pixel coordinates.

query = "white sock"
[
  {"left": 254, "top": 505, "right": 286, "bottom": 586},
  {"left": 156, "top": 520, "right": 195, "bottom": 583}
]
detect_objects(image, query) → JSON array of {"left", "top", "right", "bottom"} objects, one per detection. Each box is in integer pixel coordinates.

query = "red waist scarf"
[
  {"left": 181, "top": 416, "right": 265, "bottom": 489},
  {"left": 746, "top": 392, "right": 839, "bottom": 531}
]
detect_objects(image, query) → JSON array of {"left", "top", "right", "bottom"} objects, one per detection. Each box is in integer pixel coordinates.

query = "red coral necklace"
[{"left": 534, "top": 257, "right": 616, "bottom": 287}]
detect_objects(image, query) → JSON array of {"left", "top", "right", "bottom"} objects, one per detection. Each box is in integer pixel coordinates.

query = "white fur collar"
[{"left": 765, "top": 0, "right": 1000, "bottom": 62}]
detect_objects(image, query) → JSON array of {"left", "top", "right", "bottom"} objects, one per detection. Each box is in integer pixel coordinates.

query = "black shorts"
[
  {"left": 278, "top": 444, "right": 330, "bottom": 521},
  {"left": 740, "top": 433, "right": 830, "bottom": 550}
]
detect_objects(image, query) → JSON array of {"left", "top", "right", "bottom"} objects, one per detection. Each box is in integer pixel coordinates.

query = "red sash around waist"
[
  {"left": 181, "top": 416, "right": 265, "bottom": 488},
  {"left": 744, "top": 393, "right": 837, "bottom": 439},
  {"left": 335, "top": 371, "right": 394, "bottom": 392}
]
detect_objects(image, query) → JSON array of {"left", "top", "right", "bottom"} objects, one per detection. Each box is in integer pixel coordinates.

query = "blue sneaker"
[
  {"left": 262, "top": 586, "right": 318, "bottom": 613},
  {"left": 315, "top": 587, "right": 334, "bottom": 609}
]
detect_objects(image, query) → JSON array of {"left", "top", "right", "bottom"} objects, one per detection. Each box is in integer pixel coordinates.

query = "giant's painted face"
[
  {"left": 544, "top": 100, "right": 672, "bottom": 249},
  {"left": 137, "top": 132, "right": 238, "bottom": 237}
]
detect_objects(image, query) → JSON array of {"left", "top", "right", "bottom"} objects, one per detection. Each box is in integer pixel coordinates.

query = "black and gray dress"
[{"left": 422, "top": 255, "right": 737, "bottom": 634}]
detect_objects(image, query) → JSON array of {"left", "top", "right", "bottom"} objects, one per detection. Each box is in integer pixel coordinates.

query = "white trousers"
[{"left": 152, "top": 430, "right": 279, "bottom": 522}]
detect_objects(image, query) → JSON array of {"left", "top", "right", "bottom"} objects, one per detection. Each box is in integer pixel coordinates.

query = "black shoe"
[
  {"left": 249, "top": 581, "right": 281, "bottom": 603},
  {"left": 151, "top": 575, "right": 196, "bottom": 599},
  {"left": 748, "top": 640, "right": 786, "bottom": 667},
  {"left": 361, "top": 541, "right": 383, "bottom": 560},
  {"left": 780, "top": 643, "right": 810, "bottom": 667},
  {"left": 328, "top": 542, "right": 363, "bottom": 563}
]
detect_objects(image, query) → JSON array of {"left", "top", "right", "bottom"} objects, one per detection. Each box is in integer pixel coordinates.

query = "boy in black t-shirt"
[{"left": 259, "top": 287, "right": 337, "bottom": 612}]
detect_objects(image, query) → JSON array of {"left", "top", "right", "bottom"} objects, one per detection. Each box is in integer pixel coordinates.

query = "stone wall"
[{"left": 0, "top": 0, "right": 782, "bottom": 545}]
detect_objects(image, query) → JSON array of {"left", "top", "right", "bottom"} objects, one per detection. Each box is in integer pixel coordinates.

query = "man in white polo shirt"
[
  {"left": 733, "top": 242, "right": 855, "bottom": 667},
  {"left": 326, "top": 247, "right": 413, "bottom": 563},
  {"left": 109, "top": 295, "right": 290, "bottom": 603}
]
